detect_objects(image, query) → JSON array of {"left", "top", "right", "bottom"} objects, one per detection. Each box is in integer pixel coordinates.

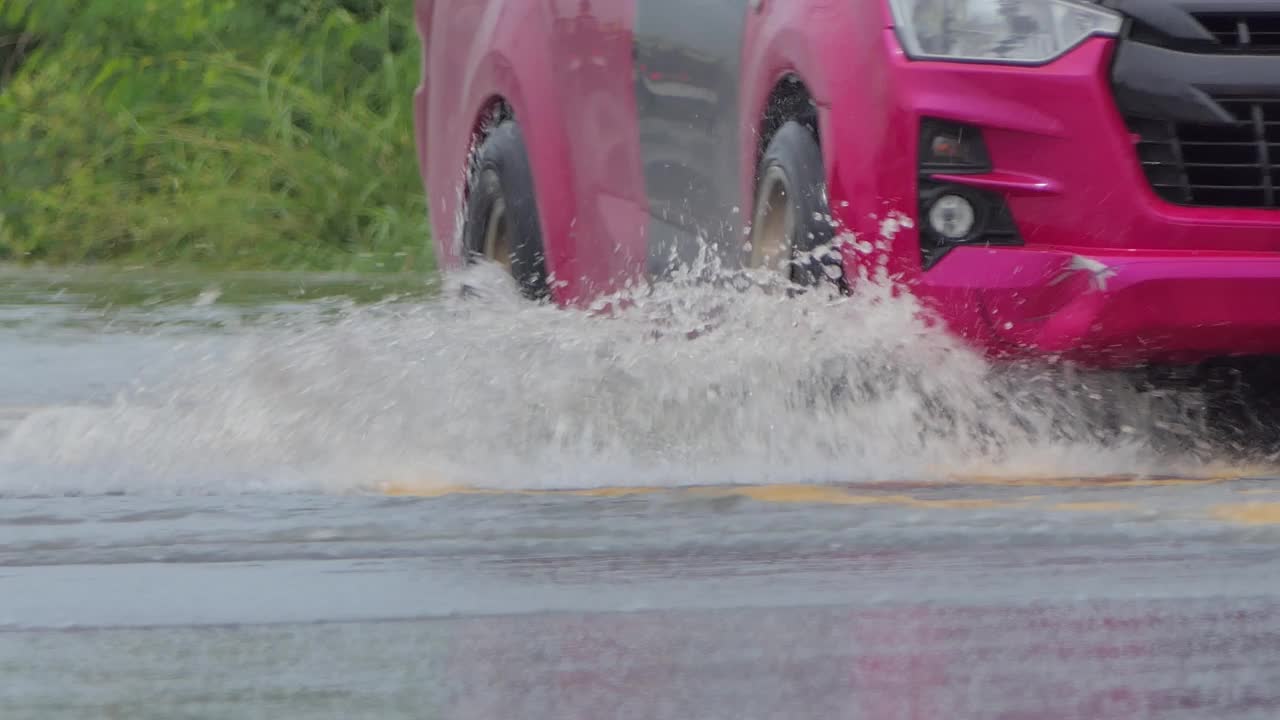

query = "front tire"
[
  {"left": 463, "top": 120, "right": 550, "bottom": 300},
  {"left": 745, "top": 120, "right": 835, "bottom": 287}
]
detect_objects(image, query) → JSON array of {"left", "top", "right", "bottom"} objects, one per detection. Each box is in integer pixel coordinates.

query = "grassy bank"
[{"left": 0, "top": 0, "right": 432, "bottom": 272}]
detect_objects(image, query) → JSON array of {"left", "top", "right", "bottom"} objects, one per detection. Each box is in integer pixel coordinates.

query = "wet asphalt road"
[
  {"left": 6, "top": 481, "right": 1280, "bottom": 720},
  {"left": 3, "top": 268, "right": 1280, "bottom": 719}
]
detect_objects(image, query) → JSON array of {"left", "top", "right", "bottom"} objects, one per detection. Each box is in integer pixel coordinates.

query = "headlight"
[{"left": 888, "top": 0, "right": 1123, "bottom": 65}]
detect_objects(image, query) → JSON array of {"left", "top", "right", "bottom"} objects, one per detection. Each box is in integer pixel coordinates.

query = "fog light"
[
  {"left": 917, "top": 181, "right": 1022, "bottom": 270},
  {"left": 927, "top": 194, "right": 976, "bottom": 241}
]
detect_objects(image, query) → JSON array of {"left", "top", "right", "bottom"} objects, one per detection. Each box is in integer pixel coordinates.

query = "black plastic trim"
[
  {"left": 918, "top": 181, "right": 1023, "bottom": 271},
  {"left": 1111, "top": 41, "right": 1279, "bottom": 124},
  {"left": 1125, "top": 99, "right": 1280, "bottom": 210},
  {"left": 918, "top": 118, "right": 992, "bottom": 175},
  {"left": 1107, "top": 1, "right": 1280, "bottom": 210}
]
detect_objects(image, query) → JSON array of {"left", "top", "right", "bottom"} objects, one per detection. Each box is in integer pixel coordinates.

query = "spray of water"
[{"left": 0, "top": 232, "right": 1249, "bottom": 497}]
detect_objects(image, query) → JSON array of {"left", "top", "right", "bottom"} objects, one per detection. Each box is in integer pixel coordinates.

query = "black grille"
[
  {"left": 1194, "top": 13, "right": 1280, "bottom": 53},
  {"left": 1127, "top": 97, "right": 1280, "bottom": 209}
]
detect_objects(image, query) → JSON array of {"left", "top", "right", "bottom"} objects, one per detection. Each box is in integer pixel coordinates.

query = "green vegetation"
[{"left": 0, "top": 0, "right": 432, "bottom": 272}]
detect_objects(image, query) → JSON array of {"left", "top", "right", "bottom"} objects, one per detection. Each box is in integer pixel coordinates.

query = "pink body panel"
[
  {"left": 415, "top": 0, "right": 1280, "bottom": 368},
  {"left": 414, "top": 0, "right": 647, "bottom": 305},
  {"left": 850, "top": 32, "right": 1280, "bottom": 365}
]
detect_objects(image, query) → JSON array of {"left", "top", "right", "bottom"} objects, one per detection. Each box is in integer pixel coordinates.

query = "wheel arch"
[
  {"left": 739, "top": 10, "right": 844, "bottom": 226},
  {"left": 463, "top": 96, "right": 516, "bottom": 196},
  {"left": 422, "top": 1, "right": 580, "bottom": 300},
  {"left": 756, "top": 75, "right": 821, "bottom": 179},
  {"left": 739, "top": 0, "right": 891, "bottom": 278}
]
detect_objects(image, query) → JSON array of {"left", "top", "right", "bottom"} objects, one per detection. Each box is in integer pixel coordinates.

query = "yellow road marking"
[
  {"left": 380, "top": 474, "right": 1279, "bottom": 518},
  {"left": 381, "top": 483, "right": 489, "bottom": 498},
  {"left": 1211, "top": 502, "right": 1280, "bottom": 526},
  {"left": 382, "top": 475, "right": 1257, "bottom": 499},
  {"left": 561, "top": 487, "right": 669, "bottom": 498},
  {"left": 944, "top": 474, "right": 1236, "bottom": 489},
  {"left": 381, "top": 482, "right": 1022, "bottom": 510},
  {"left": 724, "top": 485, "right": 882, "bottom": 506},
  {"left": 1050, "top": 501, "right": 1142, "bottom": 513},
  {"left": 729, "top": 485, "right": 1024, "bottom": 509},
  {"left": 379, "top": 482, "right": 668, "bottom": 499}
]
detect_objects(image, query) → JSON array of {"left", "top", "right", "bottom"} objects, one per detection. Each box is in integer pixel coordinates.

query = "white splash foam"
[{"left": 0, "top": 244, "right": 1222, "bottom": 496}]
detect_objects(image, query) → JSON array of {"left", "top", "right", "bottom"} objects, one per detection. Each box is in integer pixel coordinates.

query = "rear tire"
[
  {"left": 463, "top": 120, "right": 550, "bottom": 300},
  {"left": 745, "top": 120, "right": 836, "bottom": 287}
]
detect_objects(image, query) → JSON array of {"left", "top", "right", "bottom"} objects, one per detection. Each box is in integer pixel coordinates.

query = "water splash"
[{"left": 0, "top": 247, "right": 1231, "bottom": 497}]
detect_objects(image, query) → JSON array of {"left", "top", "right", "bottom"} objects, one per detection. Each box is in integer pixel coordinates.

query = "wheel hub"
[
  {"left": 481, "top": 186, "right": 513, "bottom": 271},
  {"left": 748, "top": 166, "right": 795, "bottom": 277}
]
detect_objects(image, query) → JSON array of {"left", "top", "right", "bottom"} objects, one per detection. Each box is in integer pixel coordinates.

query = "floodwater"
[{"left": 4, "top": 263, "right": 1280, "bottom": 719}]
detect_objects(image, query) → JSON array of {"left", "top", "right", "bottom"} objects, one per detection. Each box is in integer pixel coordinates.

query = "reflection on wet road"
[
  {"left": 6, "top": 477, "right": 1280, "bottom": 719},
  {"left": 3, "top": 267, "right": 1280, "bottom": 719}
]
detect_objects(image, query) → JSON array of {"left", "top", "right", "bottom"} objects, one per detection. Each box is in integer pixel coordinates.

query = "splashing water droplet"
[{"left": 0, "top": 233, "right": 1213, "bottom": 496}]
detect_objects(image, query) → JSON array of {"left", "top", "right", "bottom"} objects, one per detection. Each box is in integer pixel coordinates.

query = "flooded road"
[{"left": 3, "top": 266, "right": 1280, "bottom": 719}]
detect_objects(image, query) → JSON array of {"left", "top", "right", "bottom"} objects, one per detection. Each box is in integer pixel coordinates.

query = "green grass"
[
  {"left": 0, "top": 264, "right": 439, "bottom": 311},
  {"left": 0, "top": 0, "right": 433, "bottom": 272}
]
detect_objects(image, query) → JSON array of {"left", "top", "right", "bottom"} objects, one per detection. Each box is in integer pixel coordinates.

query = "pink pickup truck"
[{"left": 412, "top": 0, "right": 1280, "bottom": 371}]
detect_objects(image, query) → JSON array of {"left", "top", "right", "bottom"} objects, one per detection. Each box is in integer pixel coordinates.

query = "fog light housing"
[
  {"left": 916, "top": 120, "right": 1022, "bottom": 269},
  {"left": 927, "top": 194, "right": 976, "bottom": 241},
  {"left": 918, "top": 181, "right": 1022, "bottom": 269}
]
